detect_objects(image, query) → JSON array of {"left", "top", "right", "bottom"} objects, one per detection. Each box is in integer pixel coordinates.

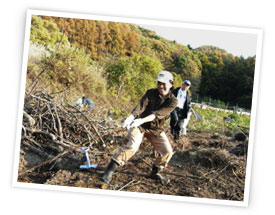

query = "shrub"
[
  {"left": 105, "top": 54, "right": 163, "bottom": 103},
  {"left": 27, "top": 42, "right": 108, "bottom": 101}
]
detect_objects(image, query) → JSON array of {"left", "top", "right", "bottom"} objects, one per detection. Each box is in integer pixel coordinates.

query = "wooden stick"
[
  {"left": 83, "top": 124, "right": 95, "bottom": 146},
  {"left": 26, "top": 128, "right": 57, "bottom": 141},
  {"left": 67, "top": 104, "right": 106, "bottom": 147},
  {"left": 23, "top": 136, "right": 42, "bottom": 148},
  {"left": 54, "top": 105, "right": 64, "bottom": 143},
  {"left": 47, "top": 104, "right": 57, "bottom": 133},
  {"left": 117, "top": 179, "right": 142, "bottom": 191},
  {"left": 18, "top": 148, "right": 73, "bottom": 177},
  {"left": 23, "top": 111, "right": 35, "bottom": 126}
]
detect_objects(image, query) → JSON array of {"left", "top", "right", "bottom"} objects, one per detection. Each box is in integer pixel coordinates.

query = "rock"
[
  {"left": 230, "top": 142, "right": 248, "bottom": 156},
  {"left": 235, "top": 132, "right": 247, "bottom": 141}
]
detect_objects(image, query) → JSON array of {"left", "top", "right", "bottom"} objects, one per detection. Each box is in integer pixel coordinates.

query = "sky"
[{"left": 139, "top": 24, "right": 258, "bottom": 58}]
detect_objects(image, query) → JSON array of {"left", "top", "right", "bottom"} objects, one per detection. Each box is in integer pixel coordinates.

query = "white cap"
[
  {"left": 184, "top": 80, "right": 191, "bottom": 86},
  {"left": 156, "top": 71, "right": 173, "bottom": 88}
]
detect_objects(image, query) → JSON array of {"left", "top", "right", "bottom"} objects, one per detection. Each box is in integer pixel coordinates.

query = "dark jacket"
[
  {"left": 172, "top": 87, "right": 191, "bottom": 118},
  {"left": 132, "top": 88, "right": 178, "bottom": 134}
]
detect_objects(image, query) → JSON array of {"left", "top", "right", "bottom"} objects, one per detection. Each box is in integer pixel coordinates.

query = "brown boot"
[{"left": 150, "top": 165, "right": 170, "bottom": 185}]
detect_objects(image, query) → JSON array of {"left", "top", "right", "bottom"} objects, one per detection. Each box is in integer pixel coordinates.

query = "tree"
[
  {"left": 170, "top": 51, "right": 202, "bottom": 94},
  {"left": 106, "top": 54, "right": 163, "bottom": 102},
  {"left": 30, "top": 15, "right": 68, "bottom": 48},
  {"left": 107, "top": 22, "right": 125, "bottom": 57}
]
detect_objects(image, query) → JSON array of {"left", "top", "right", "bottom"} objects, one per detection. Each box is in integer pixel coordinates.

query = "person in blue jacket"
[{"left": 74, "top": 96, "right": 94, "bottom": 110}]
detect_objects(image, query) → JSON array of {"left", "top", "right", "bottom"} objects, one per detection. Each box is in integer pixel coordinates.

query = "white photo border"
[{"left": 12, "top": 9, "right": 263, "bottom": 207}]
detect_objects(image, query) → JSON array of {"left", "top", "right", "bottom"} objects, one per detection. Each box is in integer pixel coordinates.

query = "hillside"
[{"left": 28, "top": 15, "right": 256, "bottom": 109}]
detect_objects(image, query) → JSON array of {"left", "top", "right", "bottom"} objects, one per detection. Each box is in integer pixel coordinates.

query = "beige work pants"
[{"left": 112, "top": 127, "right": 173, "bottom": 169}]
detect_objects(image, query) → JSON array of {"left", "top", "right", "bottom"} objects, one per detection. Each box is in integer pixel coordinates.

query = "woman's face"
[{"left": 157, "top": 81, "right": 170, "bottom": 96}]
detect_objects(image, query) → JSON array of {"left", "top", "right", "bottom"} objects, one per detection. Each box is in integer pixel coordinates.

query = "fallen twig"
[
  {"left": 23, "top": 111, "right": 35, "bottom": 126},
  {"left": 54, "top": 105, "right": 64, "bottom": 143},
  {"left": 117, "top": 179, "right": 142, "bottom": 191},
  {"left": 18, "top": 148, "right": 74, "bottom": 177}
]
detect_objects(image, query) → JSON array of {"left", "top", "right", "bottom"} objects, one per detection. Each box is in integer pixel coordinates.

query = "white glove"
[
  {"left": 122, "top": 114, "right": 135, "bottom": 129},
  {"left": 129, "top": 118, "right": 144, "bottom": 129}
]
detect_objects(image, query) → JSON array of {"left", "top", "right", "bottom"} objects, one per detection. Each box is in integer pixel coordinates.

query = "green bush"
[
  {"left": 105, "top": 54, "right": 163, "bottom": 103},
  {"left": 27, "top": 42, "right": 108, "bottom": 100},
  {"left": 30, "top": 15, "right": 69, "bottom": 48},
  {"left": 40, "top": 45, "right": 92, "bottom": 90}
]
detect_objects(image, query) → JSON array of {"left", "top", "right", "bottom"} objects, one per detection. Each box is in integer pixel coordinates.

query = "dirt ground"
[
  {"left": 18, "top": 128, "right": 248, "bottom": 201},
  {"left": 17, "top": 93, "right": 248, "bottom": 202}
]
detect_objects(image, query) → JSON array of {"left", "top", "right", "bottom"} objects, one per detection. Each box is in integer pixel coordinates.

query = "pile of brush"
[{"left": 18, "top": 92, "right": 123, "bottom": 181}]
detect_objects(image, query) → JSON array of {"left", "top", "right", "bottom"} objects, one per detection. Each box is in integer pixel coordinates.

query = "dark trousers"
[{"left": 170, "top": 107, "right": 186, "bottom": 139}]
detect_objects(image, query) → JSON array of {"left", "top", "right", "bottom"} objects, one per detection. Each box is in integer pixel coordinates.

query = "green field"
[{"left": 188, "top": 107, "right": 250, "bottom": 134}]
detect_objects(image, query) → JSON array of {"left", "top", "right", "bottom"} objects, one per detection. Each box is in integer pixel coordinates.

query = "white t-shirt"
[{"left": 176, "top": 88, "right": 187, "bottom": 109}]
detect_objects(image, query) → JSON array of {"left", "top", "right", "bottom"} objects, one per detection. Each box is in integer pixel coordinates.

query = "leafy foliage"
[
  {"left": 170, "top": 49, "right": 202, "bottom": 94},
  {"left": 27, "top": 42, "right": 107, "bottom": 101},
  {"left": 30, "top": 15, "right": 69, "bottom": 48},
  {"left": 106, "top": 54, "right": 163, "bottom": 102},
  {"left": 197, "top": 47, "right": 255, "bottom": 109},
  {"left": 28, "top": 16, "right": 256, "bottom": 111}
]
